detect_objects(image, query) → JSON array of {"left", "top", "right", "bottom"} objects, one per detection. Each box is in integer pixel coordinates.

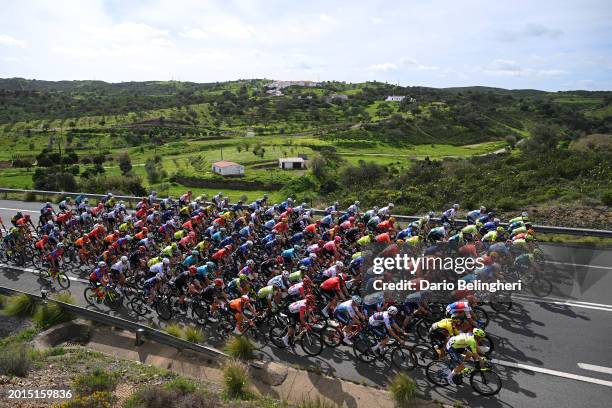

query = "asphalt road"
[{"left": 0, "top": 199, "right": 611, "bottom": 407}]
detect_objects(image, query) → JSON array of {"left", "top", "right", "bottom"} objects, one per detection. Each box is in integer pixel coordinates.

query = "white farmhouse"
[
  {"left": 212, "top": 161, "right": 245, "bottom": 176},
  {"left": 278, "top": 157, "right": 306, "bottom": 170}
]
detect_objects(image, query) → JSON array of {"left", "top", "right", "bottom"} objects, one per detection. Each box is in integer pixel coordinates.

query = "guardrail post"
[{"left": 135, "top": 328, "right": 145, "bottom": 346}]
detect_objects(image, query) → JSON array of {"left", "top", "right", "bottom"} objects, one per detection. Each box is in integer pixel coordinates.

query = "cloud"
[
  {"left": 483, "top": 59, "right": 567, "bottom": 77},
  {"left": 0, "top": 34, "right": 26, "bottom": 48},
  {"left": 497, "top": 23, "right": 563, "bottom": 42},
  {"left": 370, "top": 17, "right": 383, "bottom": 24},
  {"left": 366, "top": 62, "right": 398, "bottom": 71},
  {"left": 180, "top": 27, "right": 208, "bottom": 40},
  {"left": 319, "top": 14, "right": 335, "bottom": 23}
]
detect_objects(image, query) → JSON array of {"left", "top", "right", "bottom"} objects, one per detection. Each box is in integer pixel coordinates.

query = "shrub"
[
  {"left": 164, "top": 377, "right": 197, "bottom": 394},
  {"left": 23, "top": 192, "right": 37, "bottom": 201},
  {"left": 33, "top": 295, "right": 75, "bottom": 329},
  {"left": 183, "top": 326, "right": 204, "bottom": 343},
  {"left": 57, "top": 391, "right": 116, "bottom": 408},
  {"left": 602, "top": 190, "right": 612, "bottom": 206},
  {"left": 2, "top": 293, "right": 38, "bottom": 317},
  {"left": 224, "top": 335, "right": 255, "bottom": 361},
  {"left": 388, "top": 373, "right": 417, "bottom": 407},
  {"left": 125, "top": 384, "right": 218, "bottom": 408},
  {"left": 0, "top": 345, "right": 31, "bottom": 377},
  {"left": 222, "top": 359, "right": 250, "bottom": 399},
  {"left": 72, "top": 368, "right": 118, "bottom": 396},
  {"left": 166, "top": 323, "right": 183, "bottom": 338}
]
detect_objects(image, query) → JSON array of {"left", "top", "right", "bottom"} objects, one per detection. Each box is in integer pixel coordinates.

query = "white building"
[
  {"left": 279, "top": 157, "right": 306, "bottom": 170},
  {"left": 212, "top": 161, "right": 245, "bottom": 176},
  {"left": 385, "top": 95, "right": 406, "bottom": 102}
]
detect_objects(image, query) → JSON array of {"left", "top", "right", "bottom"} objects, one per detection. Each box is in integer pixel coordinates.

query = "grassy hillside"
[{"left": 0, "top": 78, "right": 610, "bottom": 219}]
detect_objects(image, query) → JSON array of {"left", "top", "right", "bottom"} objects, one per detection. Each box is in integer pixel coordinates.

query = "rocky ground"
[{"left": 501, "top": 205, "right": 611, "bottom": 230}]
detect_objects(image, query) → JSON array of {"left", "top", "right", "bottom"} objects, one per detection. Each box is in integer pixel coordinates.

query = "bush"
[
  {"left": 57, "top": 391, "right": 116, "bottom": 408},
  {"left": 164, "top": 377, "right": 197, "bottom": 394},
  {"left": 224, "top": 335, "right": 255, "bottom": 361},
  {"left": 183, "top": 326, "right": 204, "bottom": 343},
  {"left": 602, "top": 190, "right": 612, "bottom": 206},
  {"left": 33, "top": 294, "right": 75, "bottom": 329},
  {"left": 388, "top": 373, "right": 417, "bottom": 407},
  {"left": 72, "top": 368, "right": 118, "bottom": 397},
  {"left": 2, "top": 294, "right": 38, "bottom": 317},
  {"left": 222, "top": 360, "right": 250, "bottom": 399},
  {"left": 166, "top": 323, "right": 183, "bottom": 338},
  {"left": 23, "top": 192, "right": 37, "bottom": 201},
  {"left": 0, "top": 345, "right": 31, "bottom": 377},
  {"left": 125, "top": 382, "right": 218, "bottom": 408}
]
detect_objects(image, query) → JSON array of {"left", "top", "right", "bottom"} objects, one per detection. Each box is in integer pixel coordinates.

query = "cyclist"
[
  {"left": 445, "top": 328, "right": 488, "bottom": 385},
  {"left": 110, "top": 255, "right": 129, "bottom": 287},
  {"left": 282, "top": 294, "right": 317, "bottom": 347},
  {"left": 334, "top": 295, "right": 366, "bottom": 345},
  {"left": 229, "top": 295, "right": 257, "bottom": 335},
  {"left": 368, "top": 306, "right": 405, "bottom": 356},
  {"left": 320, "top": 273, "right": 350, "bottom": 317}
]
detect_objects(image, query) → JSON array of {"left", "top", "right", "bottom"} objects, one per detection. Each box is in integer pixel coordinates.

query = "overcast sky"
[{"left": 1, "top": 0, "right": 610, "bottom": 90}]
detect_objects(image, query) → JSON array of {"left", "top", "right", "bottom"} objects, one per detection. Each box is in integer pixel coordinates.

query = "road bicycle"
[
  {"left": 39, "top": 266, "right": 71, "bottom": 289},
  {"left": 426, "top": 357, "right": 502, "bottom": 396},
  {"left": 84, "top": 283, "right": 123, "bottom": 310}
]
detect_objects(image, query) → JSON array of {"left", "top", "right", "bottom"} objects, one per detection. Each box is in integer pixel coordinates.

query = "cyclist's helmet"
[
  {"left": 120, "top": 256, "right": 128, "bottom": 263},
  {"left": 57, "top": 243, "right": 64, "bottom": 248},
  {"left": 335, "top": 261, "right": 343, "bottom": 268},
  {"left": 281, "top": 270, "right": 290, "bottom": 280},
  {"left": 42, "top": 234, "right": 49, "bottom": 240},
  {"left": 98, "top": 261, "right": 106, "bottom": 267},
  {"left": 241, "top": 295, "right": 251, "bottom": 302},
  {"left": 480, "top": 206, "right": 486, "bottom": 212},
  {"left": 139, "top": 246, "right": 146, "bottom": 252},
  {"left": 246, "top": 240, "right": 253, "bottom": 247},
  {"left": 238, "top": 274, "right": 248, "bottom": 281},
  {"left": 334, "top": 236, "right": 342, "bottom": 243},
  {"left": 309, "top": 253, "right": 317, "bottom": 259},
  {"left": 497, "top": 227, "right": 505, "bottom": 233},
  {"left": 443, "top": 222, "right": 451, "bottom": 229},
  {"left": 453, "top": 203, "right": 460, "bottom": 209},
  {"left": 191, "top": 250, "right": 199, "bottom": 257},
  {"left": 162, "top": 258, "right": 170, "bottom": 265},
  {"left": 473, "top": 328, "right": 486, "bottom": 338},
  {"left": 351, "top": 295, "right": 362, "bottom": 304},
  {"left": 246, "top": 259, "right": 255, "bottom": 266},
  {"left": 293, "top": 244, "right": 300, "bottom": 250},
  {"left": 206, "top": 261, "right": 216, "bottom": 270},
  {"left": 214, "top": 278, "right": 224, "bottom": 287},
  {"left": 387, "top": 306, "right": 398, "bottom": 315}
]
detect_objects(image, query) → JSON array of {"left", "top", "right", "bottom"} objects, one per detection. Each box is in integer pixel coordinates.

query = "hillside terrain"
[{"left": 0, "top": 78, "right": 610, "bottom": 227}]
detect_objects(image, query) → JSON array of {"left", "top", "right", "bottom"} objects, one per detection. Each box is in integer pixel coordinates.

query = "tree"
[
  {"left": 93, "top": 154, "right": 105, "bottom": 166},
  {"left": 118, "top": 153, "right": 132, "bottom": 175},
  {"left": 310, "top": 155, "right": 327, "bottom": 180}
]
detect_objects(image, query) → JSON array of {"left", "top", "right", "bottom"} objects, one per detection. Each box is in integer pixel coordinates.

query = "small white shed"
[
  {"left": 279, "top": 157, "right": 306, "bottom": 170},
  {"left": 212, "top": 161, "right": 245, "bottom": 176}
]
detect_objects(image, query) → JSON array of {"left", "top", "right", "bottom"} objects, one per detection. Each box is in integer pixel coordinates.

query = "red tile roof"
[{"left": 213, "top": 161, "right": 241, "bottom": 168}]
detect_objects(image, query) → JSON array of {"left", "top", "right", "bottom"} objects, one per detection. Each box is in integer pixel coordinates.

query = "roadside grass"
[
  {"left": 0, "top": 344, "right": 31, "bottom": 377},
  {"left": 72, "top": 367, "right": 119, "bottom": 396},
  {"left": 183, "top": 325, "right": 205, "bottom": 343},
  {"left": 32, "top": 293, "right": 75, "bottom": 329},
  {"left": 388, "top": 372, "right": 417, "bottom": 407},
  {"left": 165, "top": 323, "right": 183, "bottom": 338},
  {"left": 222, "top": 359, "right": 251, "bottom": 399},
  {"left": 223, "top": 335, "right": 255, "bottom": 361},
  {"left": 1, "top": 293, "right": 38, "bottom": 317}
]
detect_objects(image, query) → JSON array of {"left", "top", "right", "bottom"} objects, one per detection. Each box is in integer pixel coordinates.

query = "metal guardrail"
[
  {"left": 0, "top": 283, "right": 228, "bottom": 361},
  {"left": 0, "top": 187, "right": 611, "bottom": 238}
]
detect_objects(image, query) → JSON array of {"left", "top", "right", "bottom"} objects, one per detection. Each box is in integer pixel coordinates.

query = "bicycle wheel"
[
  {"left": 106, "top": 290, "right": 123, "bottom": 310},
  {"left": 130, "top": 297, "right": 148, "bottom": 317},
  {"left": 269, "top": 325, "right": 288, "bottom": 349},
  {"left": 247, "top": 328, "right": 269, "bottom": 350},
  {"left": 415, "top": 319, "right": 430, "bottom": 342},
  {"left": 300, "top": 331, "right": 323, "bottom": 356},
  {"left": 490, "top": 293, "right": 513, "bottom": 312},
  {"left": 391, "top": 346, "right": 417, "bottom": 372},
  {"left": 57, "top": 272, "right": 71, "bottom": 289},
  {"left": 426, "top": 361, "right": 450, "bottom": 386},
  {"left": 353, "top": 335, "right": 376, "bottom": 363},
  {"left": 412, "top": 343, "right": 438, "bottom": 368},
  {"left": 470, "top": 369, "right": 502, "bottom": 396},
  {"left": 217, "top": 314, "right": 234, "bottom": 338},
  {"left": 84, "top": 287, "right": 98, "bottom": 306},
  {"left": 155, "top": 299, "right": 173, "bottom": 321},
  {"left": 322, "top": 325, "right": 343, "bottom": 348},
  {"left": 530, "top": 277, "right": 553, "bottom": 298},
  {"left": 191, "top": 302, "right": 209, "bottom": 327}
]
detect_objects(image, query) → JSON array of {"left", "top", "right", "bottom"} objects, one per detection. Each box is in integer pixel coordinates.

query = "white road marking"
[
  {"left": 577, "top": 363, "right": 612, "bottom": 375},
  {"left": 0, "top": 207, "right": 39, "bottom": 214},
  {"left": 0, "top": 263, "right": 88, "bottom": 283},
  {"left": 513, "top": 294, "right": 612, "bottom": 311},
  {"left": 547, "top": 261, "right": 612, "bottom": 271},
  {"left": 493, "top": 359, "right": 612, "bottom": 387}
]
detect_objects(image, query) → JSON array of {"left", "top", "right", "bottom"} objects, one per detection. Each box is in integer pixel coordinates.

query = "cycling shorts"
[{"left": 334, "top": 309, "right": 351, "bottom": 325}]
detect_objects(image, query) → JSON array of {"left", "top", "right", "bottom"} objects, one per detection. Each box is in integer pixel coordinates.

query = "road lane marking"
[
  {"left": 547, "top": 261, "right": 612, "bottom": 270},
  {"left": 0, "top": 207, "right": 39, "bottom": 214},
  {"left": 1, "top": 263, "right": 88, "bottom": 284},
  {"left": 513, "top": 294, "right": 612, "bottom": 311},
  {"left": 578, "top": 363, "right": 612, "bottom": 375},
  {"left": 493, "top": 359, "right": 612, "bottom": 387}
]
